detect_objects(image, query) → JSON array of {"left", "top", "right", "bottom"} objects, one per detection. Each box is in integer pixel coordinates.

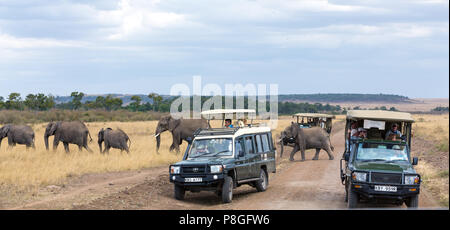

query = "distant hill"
[
  {"left": 54, "top": 93, "right": 413, "bottom": 105},
  {"left": 278, "top": 94, "right": 413, "bottom": 103}
]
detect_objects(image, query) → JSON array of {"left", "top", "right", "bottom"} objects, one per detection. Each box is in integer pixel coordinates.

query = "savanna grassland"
[
  {"left": 412, "top": 114, "right": 449, "bottom": 207},
  {"left": 0, "top": 118, "right": 300, "bottom": 206}
]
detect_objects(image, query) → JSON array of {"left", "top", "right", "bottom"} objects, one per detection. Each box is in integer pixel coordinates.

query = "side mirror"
[
  {"left": 344, "top": 153, "right": 350, "bottom": 162},
  {"left": 412, "top": 157, "right": 419, "bottom": 166},
  {"left": 186, "top": 137, "right": 193, "bottom": 144}
]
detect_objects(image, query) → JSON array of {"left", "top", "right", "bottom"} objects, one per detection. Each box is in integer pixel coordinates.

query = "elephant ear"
[
  {"left": 168, "top": 117, "right": 181, "bottom": 132},
  {"left": 0, "top": 125, "right": 10, "bottom": 137},
  {"left": 49, "top": 122, "right": 60, "bottom": 135}
]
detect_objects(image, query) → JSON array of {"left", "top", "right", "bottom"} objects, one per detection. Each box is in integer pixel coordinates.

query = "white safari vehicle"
[{"left": 169, "top": 109, "right": 277, "bottom": 203}]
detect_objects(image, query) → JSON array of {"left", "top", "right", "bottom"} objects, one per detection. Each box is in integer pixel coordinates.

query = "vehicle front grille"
[
  {"left": 371, "top": 173, "right": 402, "bottom": 184},
  {"left": 182, "top": 165, "right": 207, "bottom": 174}
]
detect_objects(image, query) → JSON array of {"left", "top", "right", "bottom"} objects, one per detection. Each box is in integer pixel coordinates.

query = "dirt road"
[{"left": 10, "top": 123, "right": 440, "bottom": 210}]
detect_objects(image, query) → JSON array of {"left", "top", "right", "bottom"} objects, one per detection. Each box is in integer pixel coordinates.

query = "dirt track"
[{"left": 11, "top": 122, "right": 440, "bottom": 210}]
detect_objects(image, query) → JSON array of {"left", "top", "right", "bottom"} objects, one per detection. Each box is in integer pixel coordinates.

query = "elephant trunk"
[
  {"left": 155, "top": 126, "right": 162, "bottom": 153},
  {"left": 44, "top": 133, "right": 50, "bottom": 150}
]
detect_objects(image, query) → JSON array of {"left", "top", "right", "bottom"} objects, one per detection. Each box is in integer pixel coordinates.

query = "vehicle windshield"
[
  {"left": 356, "top": 142, "right": 409, "bottom": 163},
  {"left": 188, "top": 138, "right": 233, "bottom": 158}
]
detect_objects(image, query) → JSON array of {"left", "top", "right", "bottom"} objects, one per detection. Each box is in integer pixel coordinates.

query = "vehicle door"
[
  {"left": 261, "top": 132, "right": 276, "bottom": 173},
  {"left": 234, "top": 137, "right": 250, "bottom": 180},
  {"left": 243, "top": 135, "right": 257, "bottom": 179},
  {"left": 252, "top": 134, "right": 264, "bottom": 177}
]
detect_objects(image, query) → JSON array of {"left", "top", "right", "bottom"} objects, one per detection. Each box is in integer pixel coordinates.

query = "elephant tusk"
[{"left": 154, "top": 133, "right": 160, "bottom": 138}]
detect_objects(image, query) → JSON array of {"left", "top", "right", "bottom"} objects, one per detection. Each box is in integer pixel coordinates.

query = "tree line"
[
  {"left": 1, "top": 92, "right": 404, "bottom": 115},
  {"left": 0, "top": 92, "right": 172, "bottom": 112}
]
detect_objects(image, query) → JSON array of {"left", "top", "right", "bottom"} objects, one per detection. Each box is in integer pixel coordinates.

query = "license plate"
[
  {"left": 185, "top": 178, "right": 202, "bottom": 183},
  {"left": 374, "top": 185, "right": 397, "bottom": 192}
]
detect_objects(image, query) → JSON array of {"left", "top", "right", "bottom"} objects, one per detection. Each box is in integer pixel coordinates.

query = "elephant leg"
[
  {"left": 289, "top": 145, "right": 300, "bottom": 161},
  {"left": 312, "top": 148, "right": 321, "bottom": 160},
  {"left": 324, "top": 146, "right": 334, "bottom": 160},
  {"left": 53, "top": 138, "right": 60, "bottom": 151},
  {"left": 300, "top": 148, "right": 306, "bottom": 162},
  {"left": 63, "top": 142, "right": 70, "bottom": 153},
  {"left": 84, "top": 145, "right": 93, "bottom": 153}
]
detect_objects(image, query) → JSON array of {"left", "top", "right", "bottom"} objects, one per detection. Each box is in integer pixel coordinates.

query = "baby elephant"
[
  {"left": 0, "top": 124, "right": 35, "bottom": 149},
  {"left": 98, "top": 128, "right": 131, "bottom": 154}
]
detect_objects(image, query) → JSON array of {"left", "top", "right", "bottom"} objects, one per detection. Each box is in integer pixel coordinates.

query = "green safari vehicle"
[{"left": 340, "top": 110, "right": 421, "bottom": 208}]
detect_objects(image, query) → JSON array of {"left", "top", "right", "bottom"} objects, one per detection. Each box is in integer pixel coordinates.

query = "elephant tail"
[{"left": 88, "top": 132, "right": 93, "bottom": 143}]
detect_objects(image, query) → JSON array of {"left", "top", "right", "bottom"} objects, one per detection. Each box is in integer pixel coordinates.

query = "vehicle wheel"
[
  {"left": 347, "top": 184, "right": 358, "bottom": 209},
  {"left": 222, "top": 176, "right": 233, "bottom": 203},
  {"left": 405, "top": 195, "right": 419, "bottom": 208},
  {"left": 255, "top": 169, "right": 268, "bottom": 192},
  {"left": 215, "top": 190, "right": 222, "bottom": 197},
  {"left": 174, "top": 184, "right": 185, "bottom": 200}
]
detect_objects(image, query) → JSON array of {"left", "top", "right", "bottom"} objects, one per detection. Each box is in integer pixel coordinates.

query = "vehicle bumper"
[
  {"left": 351, "top": 182, "right": 420, "bottom": 201},
  {"left": 170, "top": 173, "right": 225, "bottom": 189}
]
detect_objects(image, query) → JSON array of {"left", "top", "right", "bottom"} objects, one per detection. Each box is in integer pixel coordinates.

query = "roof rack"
[{"left": 193, "top": 127, "right": 242, "bottom": 137}]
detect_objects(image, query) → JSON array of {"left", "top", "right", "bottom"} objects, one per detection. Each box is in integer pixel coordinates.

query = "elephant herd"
[
  {"left": 0, "top": 121, "right": 131, "bottom": 153},
  {"left": 0, "top": 116, "right": 335, "bottom": 161}
]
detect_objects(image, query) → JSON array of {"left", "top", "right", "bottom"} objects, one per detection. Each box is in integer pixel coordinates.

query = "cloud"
[
  {"left": 96, "top": 0, "right": 186, "bottom": 40},
  {"left": 263, "top": 22, "right": 449, "bottom": 49}
]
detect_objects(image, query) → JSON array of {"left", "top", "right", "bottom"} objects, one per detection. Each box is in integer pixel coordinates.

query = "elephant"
[
  {"left": 98, "top": 128, "right": 131, "bottom": 154},
  {"left": 279, "top": 123, "right": 335, "bottom": 161},
  {"left": 0, "top": 124, "right": 35, "bottom": 149},
  {"left": 154, "top": 115, "right": 210, "bottom": 153},
  {"left": 44, "top": 121, "right": 93, "bottom": 153}
]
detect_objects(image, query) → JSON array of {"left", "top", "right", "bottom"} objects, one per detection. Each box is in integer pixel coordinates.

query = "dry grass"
[
  {"left": 0, "top": 118, "right": 298, "bottom": 195},
  {"left": 413, "top": 114, "right": 449, "bottom": 151},
  {"left": 412, "top": 114, "right": 449, "bottom": 207}
]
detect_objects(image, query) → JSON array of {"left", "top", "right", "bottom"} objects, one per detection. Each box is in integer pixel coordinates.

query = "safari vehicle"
[
  {"left": 169, "top": 109, "right": 276, "bottom": 203},
  {"left": 282, "top": 113, "right": 335, "bottom": 146},
  {"left": 340, "top": 110, "right": 420, "bottom": 208}
]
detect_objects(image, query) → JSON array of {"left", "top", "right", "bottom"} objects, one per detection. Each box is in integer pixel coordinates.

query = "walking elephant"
[
  {"left": 279, "top": 124, "right": 335, "bottom": 161},
  {"left": 98, "top": 128, "right": 131, "bottom": 154},
  {"left": 0, "top": 124, "right": 35, "bottom": 149},
  {"left": 44, "top": 121, "right": 93, "bottom": 153},
  {"left": 154, "top": 116, "right": 210, "bottom": 153}
]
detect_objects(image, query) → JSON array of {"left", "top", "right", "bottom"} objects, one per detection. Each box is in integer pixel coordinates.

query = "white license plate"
[
  {"left": 185, "top": 178, "right": 202, "bottom": 183},
  {"left": 374, "top": 185, "right": 397, "bottom": 192}
]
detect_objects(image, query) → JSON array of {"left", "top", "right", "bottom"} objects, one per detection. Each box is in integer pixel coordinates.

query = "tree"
[
  {"left": 148, "top": 93, "right": 163, "bottom": 111},
  {"left": 129, "top": 95, "right": 142, "bottom": 111},
  {"left": 70, "top": 92, "right": 85, "bottom": 110},
  {"left": 0, "top": 96, "right": 4, "bottom": 109},
  {"left": 5, "top": 93, "right": 23, "bottom": 110},
  {"left": 104, "top": 95, "right": 122, "bottom": 111}
]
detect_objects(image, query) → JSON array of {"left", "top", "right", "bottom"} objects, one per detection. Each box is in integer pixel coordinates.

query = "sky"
[{"left": 0, "top": 0, "right": 448, "bottom": 98}]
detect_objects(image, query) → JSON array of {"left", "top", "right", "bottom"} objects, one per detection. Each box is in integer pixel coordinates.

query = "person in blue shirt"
[
  {"left": 385, "top": 123, "right": 402, "bottom": 140},
  {"left": 225, "top": 119, "right": 234, "bottom": 128}
]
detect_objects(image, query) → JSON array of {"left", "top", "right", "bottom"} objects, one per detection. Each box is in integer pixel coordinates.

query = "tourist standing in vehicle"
[{"left": 385, "top": 123, "right": 402, "bottom": 140}]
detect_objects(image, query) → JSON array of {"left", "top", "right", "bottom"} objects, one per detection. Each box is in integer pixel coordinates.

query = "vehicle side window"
[
  {"left": 244, "top": 136, "right": 255, "bottom": 154},
  {"left": 261, "top": 133, "right": 270, "bottom": 152},
  {"left": 235, "top": 138, "right": 245, "bottom": 157},
  {"left": 255, "top": 135, "right": 263, "bottom": 153}
]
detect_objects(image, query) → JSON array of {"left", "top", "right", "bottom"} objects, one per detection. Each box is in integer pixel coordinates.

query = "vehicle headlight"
[
  {"left": 352, "top": 172, "right": 367, "bottom": 182},
  {"left": 210, "top": 165, "right": 223, "bottom": 174},
  {"left": 170, "top": 166, "right": 180, "bottom": 174},
  {"left": 404, "top": 175, "right": 420, "bottom": 185}
]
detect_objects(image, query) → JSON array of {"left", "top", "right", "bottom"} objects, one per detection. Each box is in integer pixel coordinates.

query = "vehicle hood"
[
  {"left": 353, "top": 161, "right": 416, "bottom": 173},
  {"left": 173, "top": 157, "right": 234, "bottom": 166}
]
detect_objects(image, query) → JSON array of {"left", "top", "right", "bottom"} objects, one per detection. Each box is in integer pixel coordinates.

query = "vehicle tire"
[
  {"left": 347, "top": 184, "right": 358, "bottom": 209},
  {"left": 174, "top": 184, "right": 185, "bottom": 200},
  {"left": 255, "top": 169, "right": 268, "bottom": 192},
  {"left": 222, "top": 176, "right": 233, "bottom": 203},
  {"left": 405, "top": 195, "right": 419, "bottom": 208}
]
